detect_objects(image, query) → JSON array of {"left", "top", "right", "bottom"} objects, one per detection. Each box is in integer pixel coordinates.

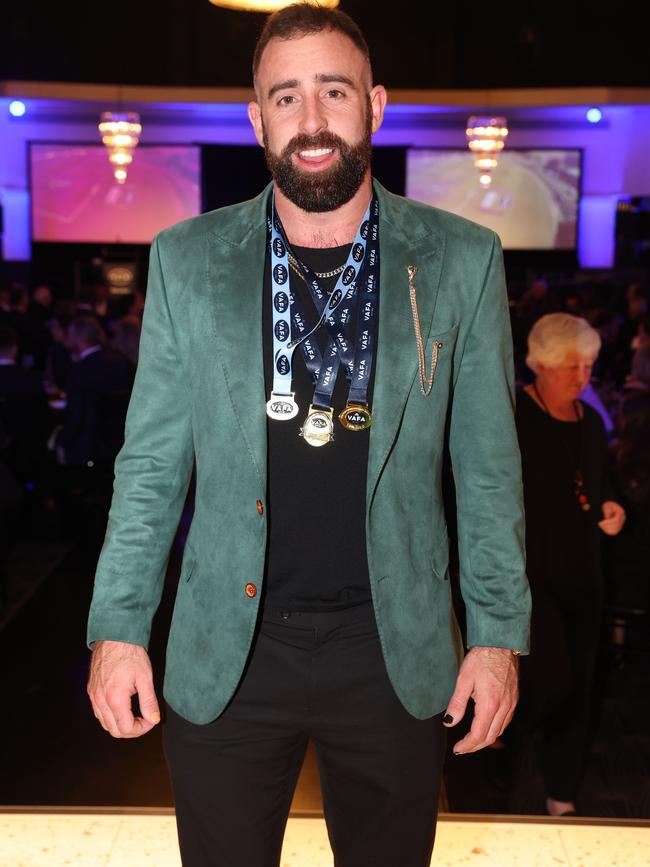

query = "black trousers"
[
  {"left": 512, "top": 582, "right": 603, "bottom": 802},
  {"left": 163, "top": 601, "right": 446, "bottom": 867}
]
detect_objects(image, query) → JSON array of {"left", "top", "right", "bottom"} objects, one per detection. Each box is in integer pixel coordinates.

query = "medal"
[
  {"left": 299, "top": 406, "right": 334, "bottom": 447},
  {"left": 339, "top": 403, "right": 372, "bottom": 431},
  {"left": 267, "top": 192, "right": 380, "bottom": 447},
  {"left": 266, "top": 392, "right": 299, "bottom": 421}
]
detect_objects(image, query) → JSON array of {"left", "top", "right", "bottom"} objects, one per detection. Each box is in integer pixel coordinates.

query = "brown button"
[
  {"left": 256, "top": 499, "right": 264, "bottom": 516},
  {"left": 245, "top": 583, "right": 257, "bottom": 598}
]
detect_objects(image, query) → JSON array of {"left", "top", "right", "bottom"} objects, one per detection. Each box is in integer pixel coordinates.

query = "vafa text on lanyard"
[{"left": 266, "top": 194, "right": 380, "bottom": 448}]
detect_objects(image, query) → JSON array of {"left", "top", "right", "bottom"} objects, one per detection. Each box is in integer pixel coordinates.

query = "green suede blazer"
[{"left": 87, "top": 181, "right": 531, "bottom": 725}]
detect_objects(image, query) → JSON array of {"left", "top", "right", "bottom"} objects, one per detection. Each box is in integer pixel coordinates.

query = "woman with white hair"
[{"left": 512, "top": 313, "right": 625, "bottom": 817}]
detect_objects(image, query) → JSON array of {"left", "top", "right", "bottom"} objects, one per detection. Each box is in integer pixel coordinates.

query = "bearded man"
[{"left": 87, "top": 5, "right": 531, "bottom": 866}]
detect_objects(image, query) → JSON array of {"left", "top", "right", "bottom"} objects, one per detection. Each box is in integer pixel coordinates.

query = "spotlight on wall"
[
  {"left": 586, "top": 107, "right": 603, "bottom": 124},
  {"left": 9, "top": 100, "right": 26, "bottom": 117}
]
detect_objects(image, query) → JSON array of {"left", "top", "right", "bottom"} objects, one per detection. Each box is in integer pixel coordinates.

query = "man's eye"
[
  {"left": 326, "top": 89, "right": 344, "bottom": 99},
  {"left": 278, "top": 95, "right": 295, "bottom": 105}
]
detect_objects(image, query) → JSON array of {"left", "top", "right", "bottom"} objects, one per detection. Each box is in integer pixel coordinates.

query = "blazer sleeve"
[
  {"left": 448, "top": 232, "right": 531, "bottom": 653},
  {"left": 87, "top": 235, "right": 194, "bottom": 649}
]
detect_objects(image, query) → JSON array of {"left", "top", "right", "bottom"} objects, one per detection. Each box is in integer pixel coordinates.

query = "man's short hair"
[
  {"left": 252, "top": 3, "right": 371, "bottom": 84},
  {"left": 0, "top": 326, "right": 18, "bottom": 357},
  {"left": 68, "top": 315, "right": 106, "bottom": 348}
]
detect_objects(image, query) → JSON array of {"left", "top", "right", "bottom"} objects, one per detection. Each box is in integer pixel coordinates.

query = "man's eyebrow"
[
  {"left": 267, "top": 73, "right": 357, "bottom": 99},
  {"left": 315, "top": 73, "right": 356, "bottom": 88},
  {"left": 268, "top": 79, "right": 299, "bottom": 99}
]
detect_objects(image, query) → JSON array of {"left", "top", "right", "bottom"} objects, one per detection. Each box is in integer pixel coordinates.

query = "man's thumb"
[
  {"left": 136, "top": 675, "right": 160, "bottom": 724},
  {"left": 443, "top": 687, "right": 470, "bottom": 728}
]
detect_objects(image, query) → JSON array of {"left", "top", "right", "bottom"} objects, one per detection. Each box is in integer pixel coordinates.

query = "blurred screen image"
[
  {"left": 30, "top": 144, "right": 201, "bottom": 244},
  {"left": 405, "top": 149, "right": 581, "bottom": 250}
]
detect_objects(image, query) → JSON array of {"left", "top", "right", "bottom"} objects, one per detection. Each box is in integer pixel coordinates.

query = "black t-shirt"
[{"left": 262, "top": 243, "right": 376, "bottom": 611}]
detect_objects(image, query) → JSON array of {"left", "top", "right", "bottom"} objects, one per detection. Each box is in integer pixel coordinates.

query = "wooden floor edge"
[{"left": 0, "top": 806, "right": 648, "bottom": 828}]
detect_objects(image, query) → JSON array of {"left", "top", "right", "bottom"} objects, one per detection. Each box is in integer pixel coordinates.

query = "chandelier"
[
  {"left": 466, "top": 115, "right": 508, "bottom": 187},
  {"left": 208, "top": 0, "right": 338, "bottom": 10},
  {"left": 98, "top": 111, "right": 142, "bottom": 184}
]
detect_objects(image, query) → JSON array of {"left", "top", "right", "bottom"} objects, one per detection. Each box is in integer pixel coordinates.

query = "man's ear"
[
  {"left": 368, "top": 84, "right": 388, "bottom": 135},
  {"left": 248, "top": 101, "right": 265, "bottom": 148}
]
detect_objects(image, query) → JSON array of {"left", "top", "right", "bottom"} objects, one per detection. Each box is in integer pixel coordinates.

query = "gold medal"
[
  {"left": 339, "top": 403, "right": 372, "bottom": 431},
  {"left": 299, "top": 406, "right": 334, "bottom": 447}
]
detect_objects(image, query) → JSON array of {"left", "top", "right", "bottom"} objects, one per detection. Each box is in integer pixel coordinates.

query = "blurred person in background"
[
  {"left": 6, "top": 286, "right": 31, "bottom": 364},
  {"left": 605, "top": 387, "right": 650, "bottom": 655},
  {"left": 615, "top": 284, "right": 648, "bottom": 379},
  {"left": 25, "top": 284, "right": 55, "bottom": 371},
  {"left": 0, "top": 287, "right": 11, "bottom": 320},
  {"left": 45, "top": 299, "right": 75, "bottom": 393},
  {"left": 127, "top": 289, "right": 145, "bottom": 322},
  {"left": 0, "top": 325, "right": 50, "bottom": 486},
  {"left": 55, "top": 316, "right": 134, "bottom": 468},
  {"left": 517, "top": 277, "right": 560, "bottom": 329},
  {"left": 630, "top": 314, "right": 650, "bottom": 352},
  {"left": 110, "top": 316, "right": 141, "bottom": 368},
  {"left": 511, "top": 313, "right": 626, "bottom": 816},
  {"left": 623, "top": 345, "right": 650, "bottom": 394}
]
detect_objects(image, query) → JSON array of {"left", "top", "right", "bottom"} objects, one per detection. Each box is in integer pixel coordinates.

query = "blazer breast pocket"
[{"left": 415, "top": 322, "right": 459, "bottom": 396}]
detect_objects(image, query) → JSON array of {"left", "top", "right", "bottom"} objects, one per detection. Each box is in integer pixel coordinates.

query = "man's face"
[{"left": 248, "top": 29, "right": 386, "bottom": 213}]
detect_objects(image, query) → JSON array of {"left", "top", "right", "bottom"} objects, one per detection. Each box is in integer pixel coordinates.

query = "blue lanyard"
[{"left": 268, "top": 195, "right": 379, "bottom": 425}]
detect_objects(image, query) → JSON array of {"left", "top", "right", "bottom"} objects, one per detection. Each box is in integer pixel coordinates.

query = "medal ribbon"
[{"left": 268, "top": 194, "right": 380, "bottom": 412}]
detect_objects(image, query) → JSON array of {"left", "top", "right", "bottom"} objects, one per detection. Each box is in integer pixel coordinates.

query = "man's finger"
[
  {"left": 453, "top": 697, "right": 498, "bottom": 753},
  {"left": 443, "top": 677, "right": 472, "bottom": 727},
  {"left": 497, "top": 701, "right": 518, "bottom": 738},
  {"left": 93, "top": 699, "right": 121, "bottom": 738},
  {"left": 483, "top": 700, "right": 512, "bottom": 747},
  {"left": 106, "top": 687, "right": 140, "bottom": 738}
]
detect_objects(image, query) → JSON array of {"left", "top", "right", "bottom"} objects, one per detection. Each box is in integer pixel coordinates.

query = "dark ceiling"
[{"left": 2, "top": 0, "right": 649, "bottom": 91}]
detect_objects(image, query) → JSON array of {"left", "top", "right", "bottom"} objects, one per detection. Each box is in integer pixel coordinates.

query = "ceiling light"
[
  {"left": 98, "top": 111, "right": 142, "bottom": 184},
  {"left": 208, "top": 0, "right": 338, "bottom": 10},
  {"left": 9, "top": 100, "right": 26, "bottom": 117},
  {"left": 466, "top": 115, "right": 508, "bottom": 186}
]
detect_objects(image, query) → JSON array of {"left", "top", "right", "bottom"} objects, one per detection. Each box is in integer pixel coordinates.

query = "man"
[
  {"left": 87, "top": 6, "right": 530, "bottom": 866},
  {"left": 0, "top": 325, "right": 50, "bottom": 483},
  {"left": 56, "top": 316, "right": 134, "bottom": 467}
]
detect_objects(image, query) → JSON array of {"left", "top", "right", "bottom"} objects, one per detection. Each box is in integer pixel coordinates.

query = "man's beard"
[{"left": 262, "top": 111, "right": 372, "bottom": 213}]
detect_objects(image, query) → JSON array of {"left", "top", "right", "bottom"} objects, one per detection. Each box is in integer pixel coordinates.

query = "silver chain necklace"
[{"left": 287, "top": 252, "right": 346, "bottom": 280}]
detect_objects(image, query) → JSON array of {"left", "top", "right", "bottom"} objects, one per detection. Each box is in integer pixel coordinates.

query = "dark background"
[{"left": 2, "top": 0, "right": 649, "bottom": 90}]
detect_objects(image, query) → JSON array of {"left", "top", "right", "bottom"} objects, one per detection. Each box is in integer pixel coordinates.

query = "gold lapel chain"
[{"left": 407, "top": 265, "right": 443, "bottom": 397}]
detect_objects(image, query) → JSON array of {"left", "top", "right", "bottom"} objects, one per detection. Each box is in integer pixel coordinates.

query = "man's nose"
[{"left": 299, "top": 96, "right": 327, "bottom": 136}]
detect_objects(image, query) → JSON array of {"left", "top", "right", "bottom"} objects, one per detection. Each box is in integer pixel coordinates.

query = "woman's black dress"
[{"left": 513, "top": 389, "right": 611, "bottom": 803}]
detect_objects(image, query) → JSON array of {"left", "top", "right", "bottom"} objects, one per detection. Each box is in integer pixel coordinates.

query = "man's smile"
[{"left": 294, "top": 146, "right": 338, "bottom": 170}]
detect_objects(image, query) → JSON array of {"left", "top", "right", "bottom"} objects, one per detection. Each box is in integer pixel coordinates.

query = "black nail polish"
[{"left": 443, "top": 714, "right": 453, "bottom": 724}]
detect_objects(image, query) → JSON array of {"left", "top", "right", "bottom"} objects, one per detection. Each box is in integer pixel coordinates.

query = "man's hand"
[
  {"left": 87, "top": 640, "right": 160, "bottom": 738},
  {"left": 598, "top": 500, "right": 626, "bottom": 536},
  {"left": 442, "top": 646, "right": 519, "bottom": 754}
]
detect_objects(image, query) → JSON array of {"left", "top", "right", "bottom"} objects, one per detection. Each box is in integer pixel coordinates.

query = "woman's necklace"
[{"left": 531, "top": 382, "right": 591, "bottom": 512}]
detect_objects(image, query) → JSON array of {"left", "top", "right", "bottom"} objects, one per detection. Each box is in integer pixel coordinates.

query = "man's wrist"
[{"left": 467, "top": 645, "right": 522, "bottom": 656}]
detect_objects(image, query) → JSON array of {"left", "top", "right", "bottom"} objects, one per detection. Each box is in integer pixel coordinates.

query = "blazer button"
[
  {"left": 245, "top": 582, "right": 257, "bottom": 598},
  {"left": 256, "top": 499, "right": 264, "bottom": 516}
]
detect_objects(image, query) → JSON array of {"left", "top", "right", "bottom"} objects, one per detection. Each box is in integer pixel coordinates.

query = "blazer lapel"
[
  {"left": 208, "top": 187, "right": 270, "bottom": 485},
  {"left": 367, "top": 183, "right": 446, "bottom": 507},
  {"left": 205, "top": 182, "right": 445, "bottom": 497}
]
